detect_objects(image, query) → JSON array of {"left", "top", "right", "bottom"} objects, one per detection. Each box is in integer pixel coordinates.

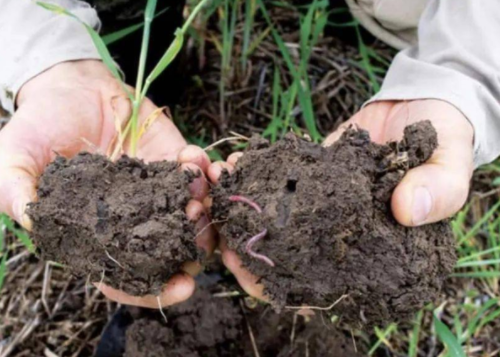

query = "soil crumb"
[
  {"left": 124, "top": 289, "right": 364, "bottom": 357},
  {"left": 28, "top": 153, "right": 198, "bottom": 296},
  {"left": 212, "top": 121, "right": 457, "bottom": 326}
]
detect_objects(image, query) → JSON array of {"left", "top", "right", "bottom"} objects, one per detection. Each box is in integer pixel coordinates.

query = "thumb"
[
  {"left": 0, "top": 159, "right": 38, "bottom": 231},
  {"left": 391, "top": 150, "right": 472, "bottom": 227},
  {"left": 0, "top": 119, "right": 47, "bottom": 231}
]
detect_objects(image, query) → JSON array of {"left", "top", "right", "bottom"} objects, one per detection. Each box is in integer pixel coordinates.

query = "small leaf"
[
  {"left": 144, "top": 32, "right": 184, "bottom": 90},
  {"left": 103, "top": 7, "right": 169, "bottom": 45},
  {"left": 433, "top": 314, "right": 466, "bottom": 357},
  {"left": 103, "top": 23, "right": 144, "bottom": 45}
]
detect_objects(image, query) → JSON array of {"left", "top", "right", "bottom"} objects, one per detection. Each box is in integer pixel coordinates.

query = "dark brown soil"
[
  {"left": 124, "top": 289, "right": 365, "bottom": 357},
  {"left": 212, "top": 121, "right": 457, "bottom": 326},
  {"left": 28, "top": 153, "right": 199, "bottom": 296}
]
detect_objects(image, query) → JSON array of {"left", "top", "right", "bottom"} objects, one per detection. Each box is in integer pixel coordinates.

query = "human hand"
[
  {"left": 208, "top": 99, "right": 474, "bottom": 301},
  {"left": 0, "top": 59, "right": 215, "bottom": 307}
]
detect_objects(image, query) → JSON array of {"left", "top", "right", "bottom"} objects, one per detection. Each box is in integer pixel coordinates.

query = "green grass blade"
[
  {"left": 2, "top": 215, "right": 35, "bottom": 253},
  {"left": 368, "top": 324, "right": 397, "bottom": 355},
  {"left": 451, "top": 271, "right": 500, "bottom": 278},
  {"left": 257, "top": 0, "right": 321, "bottom": 142},
  {"left": 354, "top": 23, "right": 380, "bottom": 93},
  {"left": 136, "top": 0, "right": 158, "bottom": 94},
  {"left": 408, "top": 310, "right": 423, "bottom": 357},
  {"left": 458, "top": 201, "right": 500, "bottom": 245},
  {"left": 102, "top": 7, "right": 169, "bottom": 45},
  {"left": 36, "top": 2, "right": 70, "bottom": 14},
  {"left": 457, "top": 246, "right": 500, "bottom": 263},
  {"left": 465, "top": 298, "right": 498, "bottom": 341},
  {"left": 242, "top": 0, "right": 256, "bottom": 69},
  {"left": 0, "top": 254, "right": 6, "bottom": 292},
  {"left": 143, "top": 31, "right": 184, "bottom": 94},
  {"left": 456, "top": 259, "right": 500, "bottom": 268},
  {"left": 103, "top": 23, "right": 143, "bottom": 45},
  {"left": 143, "top": 0, "right": 210, "bottom": 97},
  {"left": 433, "top": 314, "right": 466, "bottom": 357},
  {"left": 84, "top": 25, "right": 125, "bottom": 82}
]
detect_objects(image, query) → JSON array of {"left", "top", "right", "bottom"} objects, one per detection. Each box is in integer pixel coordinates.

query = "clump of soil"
[
  {"left": 212, "top": 121, "right": 457, "bottom": 326},
  {"left": 28, "top": 153, "right": 199, "bottom": 296},
  {"left": 124, "top": 289, "right": 364, "bottom": 357},
  {"left": 125, "top": 289, "right": 242, "bottom": 357}
]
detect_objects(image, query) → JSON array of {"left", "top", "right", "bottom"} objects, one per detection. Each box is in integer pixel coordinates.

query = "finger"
[
  {"left": 220, "top": 237, "right": 267, "bottom": 301},
  {"left": 207, "top": 161, "right": 234, "bottom": 184},
  {"left": 182, "top": 261, "right": 203, "bottom": 277},
  {"left": 194, "top": 213, "right": 216, "bottom": 254},
  {"left": 95, "top": 273, "right": 195, "bottom": 308},
  {"left": 186, "top": 199, "right": 205, "bottom": 221},
  {"left": 178, "top": 145, "right": 211, "bottom": 174},
  {"left": 392, "top": 161, "right": 471, "bottom": 226},
  {"left": 227, "top": 152, "right": 243, "bottom": 167},
  {"left": 186, "top": 200, "right": 216, "bottom": 255},
  {"left": 0, "top": 167, "right": 36, "bottom": 231},
  {"left": 0, "top": 122, "right": 47, "bottom": 230},
  {"left": 180, "top": 163, "right": 209, "bottom": 201}
]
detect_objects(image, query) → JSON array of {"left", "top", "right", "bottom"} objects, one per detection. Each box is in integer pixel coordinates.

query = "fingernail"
[
  {"left": 13, "top": 199, "right": 33, "bottom": 231},
  {"left": 21, "top": 213, "right": 33, "bottom": 232},
  {"left": 412, "top": 187, "right": 432, "bottom": 225}
]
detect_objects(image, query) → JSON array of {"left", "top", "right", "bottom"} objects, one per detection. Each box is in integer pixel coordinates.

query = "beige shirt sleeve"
[
  {"left": 0, "top": 0, "right": 101, "bottom": 114},
  {"left": 349, "top": 0, "right": 500, "bottom": 167}
]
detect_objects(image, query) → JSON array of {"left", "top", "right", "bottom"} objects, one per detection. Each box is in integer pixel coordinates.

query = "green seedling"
[
  {"left": 258, "top": 0, "right": 327, "bottom": 142},
  {"left": 37, "top": 0, "right": 210, "bottom": 159}
]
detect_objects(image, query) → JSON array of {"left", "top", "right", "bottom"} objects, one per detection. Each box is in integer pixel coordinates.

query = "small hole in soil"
[{"left": 286, "top": 179, "right": 297, "bottom": 192}]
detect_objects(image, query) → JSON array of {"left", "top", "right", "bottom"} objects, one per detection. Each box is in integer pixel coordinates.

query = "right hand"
[
  {"left": 0, "top": 59, "right": 215, "bottom": 308},
  {"left": 208, "top": 99, "right": 475, "bottom": 302}
]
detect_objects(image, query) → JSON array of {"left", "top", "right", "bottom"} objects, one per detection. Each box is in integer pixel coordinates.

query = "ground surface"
[
  {"left": 1, "top": 1, "right": 500, "bottom": 357},
  {"left": 124, "top": 286, "right": 365, "bottom": 357}
]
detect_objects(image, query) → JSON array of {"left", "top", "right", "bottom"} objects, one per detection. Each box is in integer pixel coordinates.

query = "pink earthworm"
[{"left": 228, "top": 195, "right": 275, "bottom": 267}]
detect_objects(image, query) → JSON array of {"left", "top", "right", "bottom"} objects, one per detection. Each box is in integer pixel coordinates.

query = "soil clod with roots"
[
  {"left": 28, "top": 153, "right": 199, "bottom": 296},
  {"left": 212, "top": 121, "right": 457, "bottom": 326}
]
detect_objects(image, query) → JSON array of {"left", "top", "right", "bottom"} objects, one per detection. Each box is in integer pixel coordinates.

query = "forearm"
[
  {"left": 0, "top": 0, "right": 101, "bottom": 113},
  {"left": 370, "top": 0, "right": 500, "bottom": 167}
]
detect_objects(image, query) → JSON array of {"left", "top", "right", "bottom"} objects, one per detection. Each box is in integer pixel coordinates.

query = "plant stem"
[
  {"left": 129, "top": 0, "right": 157, "bottom": 157},
  {"left": 129, "top": 103, "right": 140, "bottom": 157},
  {"left": 181, "top": 0, "right": 208, "bottom": 35}
]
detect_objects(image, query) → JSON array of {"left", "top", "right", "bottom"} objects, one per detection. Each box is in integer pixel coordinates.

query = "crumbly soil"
[
  {"left": 212, "top": 121, "right": 457, "bottom": 326},
  {"left": 28, "top": 153, "right": 198, "bottom": 296},
  {"left": 124, "top": 289, "right": 364, "bottom": 357}
]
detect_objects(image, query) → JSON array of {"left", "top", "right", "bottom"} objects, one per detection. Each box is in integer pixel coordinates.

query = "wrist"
[{"left": 17, "top": 60, "right": 112, "bottom": 107}]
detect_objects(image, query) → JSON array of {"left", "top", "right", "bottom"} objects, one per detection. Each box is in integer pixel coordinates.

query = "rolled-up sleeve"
[
  {"left": 0, "top": 0, "right": 101, "bottom": 113},
  {"left": 370, "top": 0, "right": 500, "bottom": 167}
]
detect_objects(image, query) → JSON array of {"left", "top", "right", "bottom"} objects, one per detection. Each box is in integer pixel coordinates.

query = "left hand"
[{"left": 0, "top": 60, "right": 216, "bottom": 308}]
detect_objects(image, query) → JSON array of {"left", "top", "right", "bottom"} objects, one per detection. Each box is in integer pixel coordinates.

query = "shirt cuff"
[{"left": 0, "top": 3, "right": 101, "bottom": 113}]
